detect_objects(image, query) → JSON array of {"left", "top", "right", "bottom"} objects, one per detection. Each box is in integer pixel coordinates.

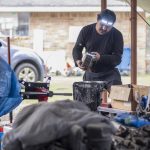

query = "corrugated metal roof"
[
  {"left": 0, "top": 0, "right": 127, "bottom": 7},
  {"left": 0, "top": 0, "right": 145, "bottom": 13},
  {"left": 1, "top": 0, "right": 149, "bottom": 13}
]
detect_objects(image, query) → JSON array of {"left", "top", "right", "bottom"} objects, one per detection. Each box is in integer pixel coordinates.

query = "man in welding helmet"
[{"left": 72, "top": 9, "right": 124, "bottom": 88}]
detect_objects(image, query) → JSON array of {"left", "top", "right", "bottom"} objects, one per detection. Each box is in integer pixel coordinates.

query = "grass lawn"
[
  {"left": 48, "top": 73, "right": 150, "bottom": 102},
  {"left": 12, "top": 73, "right": 150, "bottom": 104},
  {"left": 1, "top": 73, "right": 149, "bottom": 122}
]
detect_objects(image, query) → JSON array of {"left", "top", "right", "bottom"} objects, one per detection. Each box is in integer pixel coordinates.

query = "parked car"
[{"left": 0, "top": 39, "right": 46, "bottom": 82}]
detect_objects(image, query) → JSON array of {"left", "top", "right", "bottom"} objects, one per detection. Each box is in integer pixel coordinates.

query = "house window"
[
  {"left": 0, "top": 13, "right": 29, "bottom": 37},
  {"left": 0, "top": 13, "right": 17, "bottom": 37},
  {"left": 16, "top": 13, "right": 30, "bottom": 36}
]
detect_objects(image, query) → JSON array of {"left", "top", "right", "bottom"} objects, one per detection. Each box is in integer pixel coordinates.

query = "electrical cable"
[{"left": 124, "top": 0, "right": 150, "bottom": 27}]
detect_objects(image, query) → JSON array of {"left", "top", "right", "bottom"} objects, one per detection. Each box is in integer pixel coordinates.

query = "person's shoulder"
[
  {"left": 82, "top": 23, "right": 96, "bottom": 31},
  {"left": 112, "top": 27, "right": 123, "bottom": 36}
]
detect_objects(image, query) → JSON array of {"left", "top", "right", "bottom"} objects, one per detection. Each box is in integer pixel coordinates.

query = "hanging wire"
[{"left": 124, "top": 0, "right": 150, "bottom": 27}]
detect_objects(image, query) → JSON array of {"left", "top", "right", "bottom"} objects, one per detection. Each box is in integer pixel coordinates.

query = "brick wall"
[{"left": 11, "top": 11, "right": 146, "bottom": 73}]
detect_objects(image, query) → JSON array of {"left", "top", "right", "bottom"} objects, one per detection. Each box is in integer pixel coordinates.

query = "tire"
[{"left": 15, "top": 63, "right": 39, "bottom": 82}]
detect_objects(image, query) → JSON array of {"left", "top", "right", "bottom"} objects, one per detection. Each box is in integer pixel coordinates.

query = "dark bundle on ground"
[{"left": 112, "top": 125, "right": 150, "bottom": 150}]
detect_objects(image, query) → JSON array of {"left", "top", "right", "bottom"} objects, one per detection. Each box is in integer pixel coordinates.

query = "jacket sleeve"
[
  {"left": 72, "top": 27, "right": 86, "bottom": 66},
  {"left": 98, "top": 31, "right": 124, "bottom": 67}
]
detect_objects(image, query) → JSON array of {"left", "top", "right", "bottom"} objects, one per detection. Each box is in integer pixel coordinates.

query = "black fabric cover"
[{"left": 2, "top": 100, "right": 115, "bottom": 150}]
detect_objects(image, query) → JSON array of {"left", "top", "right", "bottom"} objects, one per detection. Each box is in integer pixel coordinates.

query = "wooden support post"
[
  {"left": 7, "top": 37, "right": 13, "bottom": 123},
  {"left": 131, "top": 0, "right": 137, "bottom": 84},
  {"left": 101, "top": 0, "right": 107, "bottom": 10},
  {"left": 101, "top": 0, "right": 108, "bottom": 105}
]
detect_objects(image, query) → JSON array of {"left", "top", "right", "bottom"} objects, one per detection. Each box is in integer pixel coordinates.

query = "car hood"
[
  {"left": 11, "top": 45, "right": 44, "bottom": 62},
  {"left": 11, "top": 45, "right": 37, "bottom": 53}
]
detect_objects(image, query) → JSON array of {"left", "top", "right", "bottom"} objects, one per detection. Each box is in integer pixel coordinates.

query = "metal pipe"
[
  {"left": 131, "top": 0, "right": 137, "bottom": 84},
  {"left": 7, "top": 37, "right": 11, "bottom": 65},
  {"left": 101, "top": 0, "right": 107, "bottom": 104},
  {"left": 7, "top": 37, "right": 13, "bottom": 123}
]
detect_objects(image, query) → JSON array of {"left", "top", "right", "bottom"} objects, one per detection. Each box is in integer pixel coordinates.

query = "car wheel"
[{"left": 15, "top": 63, "right": 39, "bottom": 82}]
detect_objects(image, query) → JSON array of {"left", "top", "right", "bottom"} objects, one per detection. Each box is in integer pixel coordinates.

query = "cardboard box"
[{"left": 109, "top": 84, "right": 150, "bottom": 111}]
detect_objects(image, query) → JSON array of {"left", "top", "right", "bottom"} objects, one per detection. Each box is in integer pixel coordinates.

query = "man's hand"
[
  {"left": 76, "top": 60, "right": 86, "bottom": 70},
  {"left": 91, "top": 52, "right": 100, "bottom": 61}
]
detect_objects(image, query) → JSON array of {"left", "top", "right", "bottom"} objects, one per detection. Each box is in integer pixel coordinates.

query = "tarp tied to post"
[
  {"left": 2, "top": 100, "right": 115, "bottom": 150},
  {"left": 0, "top": 56, "right": 22, "bottom": 117}
]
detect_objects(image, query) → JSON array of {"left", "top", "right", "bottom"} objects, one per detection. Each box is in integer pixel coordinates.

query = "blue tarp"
[
  {"left": 0, "top": 56, "right": 22, "bottom": 117},
  {"left": 114, "top": 113, "right": 150, "bottom": 128}
]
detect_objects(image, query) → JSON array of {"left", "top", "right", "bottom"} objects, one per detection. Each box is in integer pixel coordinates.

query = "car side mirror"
[{"left": 0, "top": 42, "right": 2, "bottom": 47}]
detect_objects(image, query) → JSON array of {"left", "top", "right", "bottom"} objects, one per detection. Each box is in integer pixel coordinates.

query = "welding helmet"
[{"left": 97, "top": 9, "right": 116, "bottom": 27}]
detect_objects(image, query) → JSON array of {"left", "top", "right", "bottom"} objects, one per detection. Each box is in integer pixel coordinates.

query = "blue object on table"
[
  {"left": 140, "top": 96, "right": 148, "bottom": 110},
  {"left": 114, "top": 113, "right": 150, "bottom": 128},
  {"left": 0, "top": 57, "right": 22, "bottom": 117}
]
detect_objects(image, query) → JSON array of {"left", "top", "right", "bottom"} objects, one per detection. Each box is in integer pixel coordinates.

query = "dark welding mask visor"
[
  {"left": 99, "top": 18, "right": 114, "bottom": 27},
  {"left": 97, "top": 9, "right": 116, "bottom": 27}
]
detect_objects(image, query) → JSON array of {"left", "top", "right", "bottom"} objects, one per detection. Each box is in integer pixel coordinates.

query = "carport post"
[
  {"left": 131, "top": 0, "right": 137, "bottom": 84},
  {"left": 7, "top": 37, "right": 13, "bottom": 123},
  {"left": 101, "top": 0, "right": 108, "bottom": 104},
  {"left": 7, "top": 37, "right": 11, "bottom": 65},
  {"left": 101, "top": 0, "right": 107, "bottom": 10}
]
